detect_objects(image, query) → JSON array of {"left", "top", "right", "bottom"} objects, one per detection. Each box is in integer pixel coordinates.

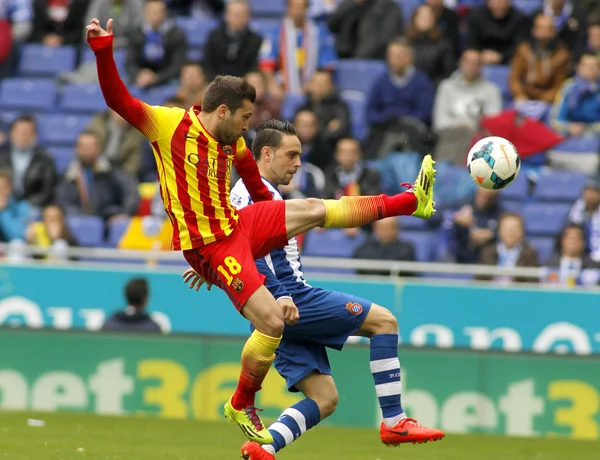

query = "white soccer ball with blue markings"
[{"left": 467, "top": 136, "right": 521, "bottom": 190}]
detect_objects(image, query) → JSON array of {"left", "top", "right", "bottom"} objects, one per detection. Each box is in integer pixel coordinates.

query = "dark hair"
[
  {"left": 293, "top": 108, "right": 317, "bottom": 122},
  {"left": 78, "top": 130, "right": 101, "bottom": 143},
  {"left": 499, "top": 211, "right": 525, "bottom": 228},
  {"left": 579, "top": 52, "right": 599, "bottom": 63},
  {"left": 164, "top": 96, "right": 186, "bottom": 107},
  {"left": 202, "top": 75, "right": 256, "bottom": 113},
  {"left": 10, "top": 115, "right": 37, "bottom": 132},
  {"left": 125, "top": 278, "right": 149, "bottom": 308},
  {"left": 555, "top": 223, "right": 586, "bottom": 253},
  {"left": 405, "top": 4, "right": 442, "bottom": 41},
  {"left": 251, "top": 120, "right": 298, "bottom": 160}
]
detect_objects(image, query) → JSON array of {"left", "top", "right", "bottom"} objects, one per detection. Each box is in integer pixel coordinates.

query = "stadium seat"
[
  {"left": 59, "top": 84, "right": 107, "bottom": 113},
  {"left": 175, "top": 17, "right": 218, "bottom": 48},
  {"left": 342, "top": 94, "right": 368, "bottom": 140},
  {"left": 528, "top": 236, "right": 556, "bottom": 265},
  {"left": 482, "top": 65, "right": 511, "bottom": 105},
  {"left": 433, "top": 161, "right": 477, "bottom": 210},
  {"left": 251, "top": 18, "right": 281, "bottom": 34},
  {"left": 499, "top": 169, "right": 529, "bottom": 201},
  {"left": 396, "top": 0, "right": 423, "bottom": 26},
  {"left": 532, "top": 169, "right": 587, "bottom": 203},
  {"left": 0, "top": 111, "right": 19, "bottom": 125},
  {"left": 302, "top": 229, "right": 366, "bottom": 258},
  {"left": 82, "top": 48, "right": 127, "bottom": 76},
  {"left": 18, "top": 45, "right": 76, "bottom": 77},
  {"left": 500, "top": 199, "right": 523, "bottom": 214},
  {"left": 67, "top": 215, "right": 105, "bottom": 247},
  {"left": 335, "top": 60, "right": 386, "bottom": 95},
  {"left": 106, "top": 217, "right": 130, "bottom": 247},
  {"left": 37, "top": 114, "right": 93, "bottom": 146},
  {"left": 552, "top": 136, "right": 600, "bottom": 154},
  {"left": 398, "top": 215, "right": 431, "bottom": 231},
  {"left": 46, "top": 146, "right": 74, "bottom": 174},
  {"left": 281, "top": 94, "right": 305, "bottom": 121},
  {"left": 0, "top": 78, "right": 57, "bottom": 111},
  {"left": 248, "top": 0, "right": 285, "bottom": 17},
  {"left": 187, "top": 47, "right": 204, "bottom": 62},
  {"left": 523, "top": 202, "right": 572, "bottom": 236},
  {"left": 513, "top": 0, "right": 543, "bottom": 15},
  {"left": 401, "top": 230, "right": 438, "bottom": 262},
  {"left": 131, "top": 85, "right": 179, "bottom": 106}
]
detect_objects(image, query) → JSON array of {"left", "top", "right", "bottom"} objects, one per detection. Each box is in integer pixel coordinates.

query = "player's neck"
[
  {"left": 258, "top": 166, "right": 279, "bottom": 188},
  {"left": 198, "top": 112, "right": 219, "bottom": 139}
]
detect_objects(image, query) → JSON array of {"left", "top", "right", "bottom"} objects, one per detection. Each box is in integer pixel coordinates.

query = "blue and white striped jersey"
[{"left": 230, "top": 177, "right": 312, "bottom": 300}]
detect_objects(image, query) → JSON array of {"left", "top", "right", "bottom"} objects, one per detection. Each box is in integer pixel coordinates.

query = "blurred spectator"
[
  {"left": 452, "top": 188, "right": 503, "bottom": 264},
  {"left": 353, "top": 217, "right": 416, "bottom": 276},
  {"left": 127, "top": 0, "right": 186, "bottom": 88},
  {"left": 0, "top": 119, "right": 8, "bottom": 146},
  {"left": 297, "top": 68, "right": 351, "bottom": 146},
  {"left": 551, "top": 53, "right": 600, "bottom": 137},
  {"left": 478, "top": 212, "right": 539, "bottom": 283},
  {"left": 175, "top": 62, "right": 207, "bottom": 107},
  {"left": 328, "top": 0, "right": 403, "bottom": 60},
  {"left": 86, "top": 109, "right": 144, "bottom": 176},
  {"left": 25, "top": 204, "right": 77, "bottom": 260},
  {"left": 323, "top": 137, "right": 380, "bottom": 200},
  {"left": 537, "top": 0, "right": 587, "bottom": 58},
  {"left": 294, "top": 109, "right": 334, "bottom": 170},
  {"left": 569, "top": 174, "right": 600, "bottom": 263},
  {"left": 433, "top": 49, "right": 502, "bottom": 165},
  {"left": 0, "top": 116, "right": 57, "bottom": 207},
  {"left": 543, "top": 223, "right": 600, "bottom": 286},
  {"left": 84, "top": 0, "right": 144, "bottom": 48},
  {"left": 309, "top": 0, "right": 340, "bottom": 20},
  {"left": 31, "top": 0, "right": 89, "bottom": 46},
  {"left": 425, "top": 0, "right": 460, "bottom": 57},
  {"left": 245, "top": 70, "right": 281, "bottom": 137},
  {"left": 584, "top": 20, "right": 600, "bottom": 60},
  {"left": 466, "top": 0, "right": 530, "bottom": 65},
  {"left": 509, "top": 14, "right": 570, "bottom": 119},
  {"left": 0, "top": 16, "right": 10, "bottom": 78},
  {"left": 102, "top": 277, "right": 162, "bottom": 333},
  {"left": 57, "top": 131, "right": 140, "bottom": 220},
  {"left": 203, "top": 0, "right": 262, "bottom": 80},
  {"left": 167, "top": 0, "right": 224, "bottom": 17},
  {"left": 260, "top": 0, "right": 337, "bottom": 96},
  {"left": 279, "top": 162, "right": 325, "bottom": 199},
  {"left": 0, "top": 169, "right": 29, "bottom": 243},
  {"left": 405, "top": 4, "right": 455, "bottom": 87}
]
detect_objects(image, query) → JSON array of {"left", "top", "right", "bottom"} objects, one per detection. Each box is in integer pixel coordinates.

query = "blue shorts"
[{"left": 274, "top": 287, "right": 371, "bottom": 392}]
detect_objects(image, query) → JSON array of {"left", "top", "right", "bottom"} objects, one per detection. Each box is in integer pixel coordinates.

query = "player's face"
[
  {"left": 217, "top": 99, "right": 253, "bottom": 146},
  {"left": 562, "top": 227, "right": 584, "bottom": 258},
  {"left": 268, "top": 134, "right": 302, "bottom": 186},
  {"left": 498, "top": 216, "right": 524, "bottom": 248}
]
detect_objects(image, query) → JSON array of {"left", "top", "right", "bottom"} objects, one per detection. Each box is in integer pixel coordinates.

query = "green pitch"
[{"left": 0, "top": 411, "right": 598, "bottom": 460}]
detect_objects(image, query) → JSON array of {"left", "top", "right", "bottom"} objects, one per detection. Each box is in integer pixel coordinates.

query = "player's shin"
[
  {"left": 321, "top": 194, "right": 417, "bottom": 229},
  {"left": 262, "top": 398, "right": 321, "bottom": 456},
  {"left": 370, "top": 334, "right": 406, "bottom": 427},
  {"left": 232, "top": 330, "right": 282, "bottom": 410}
]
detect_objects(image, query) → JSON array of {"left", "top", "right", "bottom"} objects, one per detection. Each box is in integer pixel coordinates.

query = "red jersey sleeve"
[{"left": 233, "top": 147, "right": 273, "bottom": 203}]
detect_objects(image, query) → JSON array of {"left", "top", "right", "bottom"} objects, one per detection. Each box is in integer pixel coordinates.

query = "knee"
[
  {"left": 306, "top": 198, "right": 326, "bottom": 226},
  {"left": 255, "top": 313, "right": 285, "bottom": 337},
  {"left": 366, "top": 307, "right": 398, "bottom": 336},
  {"left": 315, "top": 392, "right": 338, "bottom": 419}
]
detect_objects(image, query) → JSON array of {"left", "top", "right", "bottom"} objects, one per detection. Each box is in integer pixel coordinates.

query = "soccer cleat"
[
  {"left": 224, "top": 398, "right": 274, "bottom": 444},
  {"left": 240, "top": 441, "right": 276, "bottom": 459},
  {"left": 380, "top": 417, "right": 445, "bottom": 446},
  {"left": 410, "top": 154, "right": 437, "bottom": 219}
]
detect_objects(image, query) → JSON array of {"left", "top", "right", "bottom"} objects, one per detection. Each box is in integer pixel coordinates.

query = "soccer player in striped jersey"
[
  {"left": 87, "top": 18, "right": 436, "bottom": 445},
  {"left": 183, "top": 121, "right": 444, "bottom": 459}
]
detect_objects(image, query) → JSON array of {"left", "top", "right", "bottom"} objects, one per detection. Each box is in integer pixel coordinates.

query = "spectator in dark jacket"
[
  {"left": 294, "top": 109, "right": 335, "bottom": 170},
  {"left": 0, "top": 116, "right": 57, "bottom": 208},
  {"left": 31, "top": 0, "right": 88, "bottom": 45},
  {"left": 297, "top": 69, "right": 351, "bottom": 145},
  {"left": 353, "top": 217, "right": 416, "bottom": 276},
  {"left": 203, "top": 0, "right": 262, "bottom": 80},
  {"left": 126, "top": 0, "right": 187, "bottom": 88},
  {"left": 466, "top": 0, "right": 530, "bottom": 65},
  {"left": 405, "top": 4, "right": 455, "bottom": 87},
  {"left": 537, "top": 0, "right": 587, "bottom": 58},
  {"left": 57, "top": 131, "right": 140, "bottom": 221},
  {"left": 244, "top": 70, "right": 281, "bottom": 144},
  {"left": 328, "top": 0, "right": 404, "bottom": 60},
  {"left": 102, "top": 278, "right": 162, "bottom": 333},
  {"left": 426, "top": 0, "right": 460, "bottom": 57},
  {"left": 84, "top": 0, "right": 144, "bottom": 48}
]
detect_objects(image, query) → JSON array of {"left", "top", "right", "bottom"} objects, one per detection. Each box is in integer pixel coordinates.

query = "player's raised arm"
[
  {"left": 86, "top": 18, "right": 160, "bottom": 141},
  {"left": 233, "top": 146, "right": 273, "bottom": 203}
]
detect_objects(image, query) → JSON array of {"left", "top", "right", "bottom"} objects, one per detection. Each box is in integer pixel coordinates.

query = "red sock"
[{"left": 381, "top": 192, "right": 417, "bottom": 217}]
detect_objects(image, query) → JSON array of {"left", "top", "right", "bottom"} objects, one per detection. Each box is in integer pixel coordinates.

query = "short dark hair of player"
[
  {"left": 10, "top": 114, "right": 37, "bottom": 132},
  {"left": 202, "top": 75, "right": 256, "bottom": 114},
  {"left": 251, "top": 120, "right": 298, "bottom": 160},
  {"left": 125, "top": 278, "right": 149, "bottom": 309}
]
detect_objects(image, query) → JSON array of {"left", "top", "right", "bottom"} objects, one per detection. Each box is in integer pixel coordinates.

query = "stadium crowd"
[{"left": 1, "top": 0, "right": 600, "bottom": 287}]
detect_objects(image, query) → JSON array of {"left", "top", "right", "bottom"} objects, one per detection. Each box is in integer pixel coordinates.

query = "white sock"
[
  {"left": 262, "top": 445, "right": 276, "bottom": 456},
  {"left": 383, "top": 412, "right": 407, "bottom": 428}
]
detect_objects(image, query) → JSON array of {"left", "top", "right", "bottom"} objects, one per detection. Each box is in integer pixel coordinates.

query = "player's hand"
[
  {"left": 86, "top": 18, "right": 113, "bottom": 40},
  {"left": 277, "top": 298, "right": 299, "bottom": 326},
  {"left": 182, "top": 268, "right": 212, "bottom": 291}
]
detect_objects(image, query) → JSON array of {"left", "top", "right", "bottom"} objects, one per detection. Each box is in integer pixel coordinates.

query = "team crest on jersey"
[
  {"left": 346, "top": 302, "right": 363, "bottom": 315},
  {"left": 223, "top": 145, "right": 233, "bottom": 156},
  {"left": 232, "top": 277, "right": 244, "bottom": 293}
]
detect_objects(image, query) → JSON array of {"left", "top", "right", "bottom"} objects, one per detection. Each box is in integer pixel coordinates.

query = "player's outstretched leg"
[{"left": 359, "top": 305, "right": 445, "bottom": 446}]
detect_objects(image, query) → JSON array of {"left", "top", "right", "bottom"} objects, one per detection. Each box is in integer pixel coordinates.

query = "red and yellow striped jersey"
[{"left": 89, "top": 35, "right": 272, "bottom": 250}]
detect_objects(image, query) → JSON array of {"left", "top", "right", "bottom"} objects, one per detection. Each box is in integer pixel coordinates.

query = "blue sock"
[
  {"left": 264, "top": 398, "right": 321, "bottom": 454},
  {"left": 370, "top": 334, "right": 405, "bottom": 427}
]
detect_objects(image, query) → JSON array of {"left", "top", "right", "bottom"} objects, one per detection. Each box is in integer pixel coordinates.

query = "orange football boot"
[
  {"left": 240, "top": 441, "right": 275, "bottom": 460},
  {"left": 380, "top": 417, "right": 445, "bottom": 446}
]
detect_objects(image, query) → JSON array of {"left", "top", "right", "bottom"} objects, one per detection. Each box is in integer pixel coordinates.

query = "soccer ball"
[{"left": 467, "top": 136, "right": 521, "bottom": 190}]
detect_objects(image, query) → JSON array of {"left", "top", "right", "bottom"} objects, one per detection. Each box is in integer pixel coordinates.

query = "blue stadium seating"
[
  {"left": 131, "top": 85, "right": 179, "bottom": 106},
  {"left": 37, "top": 114, "right": 93, "bottom": 146},
  {"left": 523, "top": 202, "right": 572, "bottom": 236},
  {"left": 335, "top": 60, "right": 386, "bottom": 95},
  {"left": 533, "top": 169, "right": 587, "bottom": 203},
  {"left": 499, "top": 169, "right": 529, "bottom": 201},
  {"left": 175, "top": 17, "right": 218, "bottom": 48},
  {"left": 482, "top": 65, "right": 511, "bottom": 105},
  {"left": 513, "top": 0, "right": 543, "bottom": 15},
  {"left": 500, "top": 199, "right": 523, "bottom": 214},
  {"left": 251, "top": 18, "right": 280, "bottom": 35},
  {"left": 302, "top": 229, "right": 367, "bottom": 258},
  {"left": 249, "top": 0, "right": 285, "bottom": 17},
  {"left": 342, "top": 94, "right": 368, "bottom": 140},
  {"left": 396, "top": 0, "right": 423, "bottom": 25},
  {"left": 46, "top": 146, "right": 74, "bottom": 174},
  {"left": 0, "top": 111, "right": 19, "bottom": 125},
  {"left": 529, "top": 236, "right": 556, "bottom": 264},
  {"left": 106, "top": 217, "right": 130, "bottom": 247},
  {"left": 59, "top": 84, "right": 107, "bottom": 114},
  {"left": 18, "top": 45, "right": 76, "bottom": 77},
  {"left": 281, "top": 94, "right": 305, "bottom": 121},
  {"left": 398, "top": 215, "right": 431, "bottom": 231},
  {"left": 82, "top": 48, "right": 127, "bottom": 76},
  {"left": 401, "top": 230, "right": 439, "bottom": 262},
  {"left": 67, "top": 215, "right": 105, "bottom": 247},
  {"left": 552, "top": 136, "right": 600, "bottom": 154},
  {"left": 0, "top": 78, "right": 57, "bottom": 111},
  {"left": 187, "top": 47, "right": 204, "bottom": 62}
]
